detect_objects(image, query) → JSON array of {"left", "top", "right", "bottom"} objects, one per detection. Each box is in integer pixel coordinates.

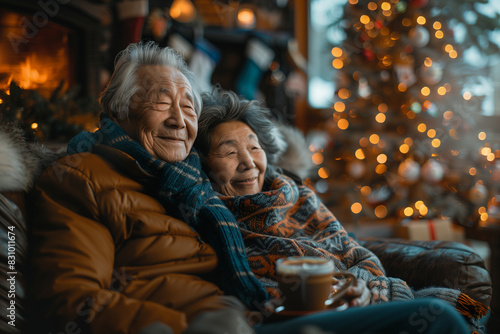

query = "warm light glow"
[
  {"left": 404, "top": 137, "right": 413, "bottom": 145},
  {"left": 402, "top": 18, "right": 411, "bottom": 26},
  {"left": 334, "top": 101, "right": 346, "bottom": 112},
  {"left": 382, "top": 10, "right": 392, "bottom": 17},
  {"left": 433, "top": 21, "right": 442, "bottom": 30},
  {"left": 481, "top": 212, "right": 489, "bottom": 221},
  {"left": 481, "top": 147, "right": 492, "bottom": 156},
  {"left": 355, "top": 148, "right": 366, "bottom": 160},
  {"left": 444, "top": 83, "right": 452, "bottom": 92},
  {"left": 443, "top": 111, "right": 454, "bottom": 120},
  {"left": 359, "top": 137, "right": 369, "bottom": 147},
  {"left": 418, "top": 122, "right": 428, "bottom": 132},
  {"left": 418, "top": 204, "right": 429, "bottom": 216},
  {"left": 360, "top": 15, "right": 371, "bottom": 24},
  {"left": 361, "top": 186, "right": 371, "bottom": 196},
  {"left": 368, "top": 2, "right": 378, "bottom": 10},
  {"left": 449, "top": 50, "right": 458, "bottom": 58},
  {"left": 399, "top": 144, "right": 409, "bottom": 154},
  {"left": 415, "top": 201, "right": 424, "bottom": 209},
  {"left": 421, "top": 86, "right": 430, "bottom": 96},
  {"left": 417, "top": 16, "right": 426, "bottom": 25},
  {"left": 381, "top": 27, "right": 390, "bottom": 35},
  {"left": 377, "top": 154, "right": 388, "bottom": 164},
  {"left": 318, "top": 167, "right": 330, "bottom": 179},
  {"left": 375, "top": 164, "right": 387, "bottom": 174},
  {"left": 424, "top": 57, "right": 433, "bottom": 67},
  {"left": 449, "top": 129, "right": 458, "bottom": 139},
  {"left": 451, "top": 150, "right": 459, "bottom": 156},
  {"left": 0, "top": 98, "right": 3, "bottom": 104},
  {"left": 478, "top": 132, "right": 487, "bottom": 140},
  {"left": 487, "top": 153, "right": 495, "bottom": 161},
  {"left": 427, "top": 129, "right": 436, "bottom": 138},
  {"left": 237, "top": 8, "right": 256, "bottom": 29},
  {"left": 312, "top": 152, "right": 324, "bottom": 165},
  {"left": 338, "top": 88, "right": 351, "bottom": 99},
  {"left": 469, "top": 167, "right": 477, "bottom": 176},
  {"left": 351, "top": 202, "right": 363, "bottom": 214},
  {"left": 374, "top": 205, "right": 388, "bottom": 218},
  {"left": 331, "top": 47, "right": 343, "bottom": 57},
  {"left": 435, "top": 30, "right": 444, "bottom": 39},
  {"left": 169, "top": 0, "right": 197, "bottom": 23},
  {"left": 375, "top": 113, "right": 386, "bottom": 123},
  {"left": 369, "top": 134, "right": 380, "bottom": 144},
  {"left": 378, "top": 103, "right": 388, "bottom": 113},
  {"left": 404, "top": 207, "right": 414, "bottom": 216},
  {"left": 463, "top": 91, "right": 472, "bottom": 100},
  {"left": 423, "top": 100, "right": 432, "bottom": 109},
  {"left": 381, "top": 2, "right": 391, "bottom": 10},
  {"left": 332, "top": 59, "right": 344, "bottom": 69},
  {"left": 31, "top": 123, "right": 38, "bottom": 130},
  {"left": 437, "top": 86, "right": 447, "bottom": 95},
  {"left": 445, "top": 44, "right": 454, "bottom": 53},
  {"left": 338, "top": 119, "right": 349, "bottom": 130},
  {"left": 398, "top": 83, "right": 407, "bottom": 92},
  {"left": 431, "top": 138, "right": 441, "bottom": 148},
  {"left": 479, "top": 207, "right": 487, "bottom": 214},
  {"left": 349, "top": 0, "right": 359, "bottom": 4}
]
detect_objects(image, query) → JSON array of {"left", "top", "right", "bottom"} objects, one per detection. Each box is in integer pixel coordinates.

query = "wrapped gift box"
[{"left": 395, "top": 217, "right": 465, "bottom": 242}]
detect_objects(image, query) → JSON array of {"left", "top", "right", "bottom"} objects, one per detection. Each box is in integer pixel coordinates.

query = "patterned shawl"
[
  {"left": 219, "top": 174, "right": 414, "bottom": 302},
  {"left": 67, "top": 114, "right": 268, "bottom": 308}
]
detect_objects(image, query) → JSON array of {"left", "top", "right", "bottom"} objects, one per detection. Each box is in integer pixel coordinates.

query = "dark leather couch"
[{"left": 0, "top": 128, "right": 493, "bottom": 333}]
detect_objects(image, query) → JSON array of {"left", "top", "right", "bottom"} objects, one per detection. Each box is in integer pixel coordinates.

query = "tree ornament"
[
  {"left": 398, "top": 158, "right": 421, "bottom": 184},
  {"left": 395, "top": 63, "right": 417, "bottom": 87},
  {"left": 408, "top": 0, "right": 429, "bottom": 9},
  {"left": 421, "top": 159, "right": 444, "bottom": 183},
  {"left": 408, "top": 26, "right": 430, "bottom": 48},
  {"left": 362, "top": 48, "right": 375, "bottom": 62},
  {"left": 347, "top": 160, "right": 366, "bottom": 179},
  {"left": 420, "top": 63, "right": 443, "bottom": 86},
  {"left": 358, "top": 78, "right": 372, "bottom": 98},
  {"left": 469, "top": 182, "right": 488, "bottom": 205},
  {"left": 365, "top": 183, "right": 393, "bottom": 206}
]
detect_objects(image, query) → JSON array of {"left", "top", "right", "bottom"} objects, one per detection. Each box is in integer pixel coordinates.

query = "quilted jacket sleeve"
[{"left": 29, "top": 162, "right": 189, "bottom": 334}]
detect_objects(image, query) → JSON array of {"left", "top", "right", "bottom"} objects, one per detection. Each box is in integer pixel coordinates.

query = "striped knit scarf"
[{"left": 67, "top": 114, "right": 268, "bottom": 308}]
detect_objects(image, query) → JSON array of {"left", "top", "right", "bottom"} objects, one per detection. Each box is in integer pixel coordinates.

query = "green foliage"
[{"left": 0, "top": 81, "right": 99, "bottom": 142}]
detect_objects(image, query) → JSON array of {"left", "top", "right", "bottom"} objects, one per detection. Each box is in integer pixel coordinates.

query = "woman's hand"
[{"left": 342, "top": 278, "right": 370, "bottom": 307}]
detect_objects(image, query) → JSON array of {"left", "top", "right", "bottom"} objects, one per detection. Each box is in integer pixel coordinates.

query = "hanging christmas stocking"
[
  {"left": 189, "top": 39, "right": 221, "bottom": 92},
  {"left": 235, "top": 38, "right": 275, "bottom": 100},
  {"left": 116, "top": 0, "right": 149, "bottom": 50}
]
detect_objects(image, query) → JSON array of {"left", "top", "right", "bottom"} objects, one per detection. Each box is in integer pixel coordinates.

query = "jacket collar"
[{"left": 93, "top": 145, "right": 156, "bottom": 180}]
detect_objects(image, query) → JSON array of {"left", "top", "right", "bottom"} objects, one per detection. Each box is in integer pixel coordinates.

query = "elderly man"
[{"left": 29, "top": 41, "right": 255, "bottom": 334}]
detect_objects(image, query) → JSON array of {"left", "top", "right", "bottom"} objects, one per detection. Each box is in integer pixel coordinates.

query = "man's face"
[{"left": 115, "top": 65, "right": 198, "bottom": 163}]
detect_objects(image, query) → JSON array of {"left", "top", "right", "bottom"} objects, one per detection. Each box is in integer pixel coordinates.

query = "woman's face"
[
  {"left": 205, "top": 121, "right": 267, "bottom": 196},
  {"left": 115, "top": 65, "right": 198, "bottom": 163}
]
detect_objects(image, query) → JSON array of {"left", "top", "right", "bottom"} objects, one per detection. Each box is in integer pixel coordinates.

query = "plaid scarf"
[{"left": 67, "top": 114, "right": 268, "bottom": 308}]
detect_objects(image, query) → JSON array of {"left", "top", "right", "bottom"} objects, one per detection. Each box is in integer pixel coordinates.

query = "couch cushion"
[{"left": 359, "top": 237, "right": 492, "bottom": 307}]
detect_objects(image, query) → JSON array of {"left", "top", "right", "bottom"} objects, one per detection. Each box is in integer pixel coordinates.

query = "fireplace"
[{"left": 0, "top": 0, "right": 104, "bottom": 98}]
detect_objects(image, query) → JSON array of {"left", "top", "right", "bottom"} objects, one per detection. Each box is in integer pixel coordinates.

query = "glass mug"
[{"left": 275, "top": 256, "right": 357, "bottom": 311}]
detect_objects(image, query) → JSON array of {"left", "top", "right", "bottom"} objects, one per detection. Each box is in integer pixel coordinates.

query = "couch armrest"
[{"left": 358, "top": 237, "right": 492, "bottom": 307}]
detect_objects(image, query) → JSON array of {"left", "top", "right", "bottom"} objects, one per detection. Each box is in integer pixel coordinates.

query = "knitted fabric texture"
[
  {"left": 67, "top": 114, "right": 268, "bottom": 308},
  {"left": 219, "top": 174, "right": 413, "bottom": 303}
]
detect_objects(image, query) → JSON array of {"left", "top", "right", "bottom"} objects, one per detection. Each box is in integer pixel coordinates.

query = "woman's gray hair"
[
  {"left": 99, "top": 41, "right": 202, "bottom": 120},
  {"left": 195, "top": 87, "right": 283, "bottom": 181}
]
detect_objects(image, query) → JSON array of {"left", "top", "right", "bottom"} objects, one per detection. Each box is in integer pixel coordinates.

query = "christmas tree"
[{"left": 311, "top": 0, "right": 500, "bottom": 228}]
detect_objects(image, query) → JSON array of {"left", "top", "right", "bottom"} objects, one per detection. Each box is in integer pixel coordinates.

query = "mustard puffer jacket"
[{"left": 29, "top": 146, "right": 235, "bottom": 334}]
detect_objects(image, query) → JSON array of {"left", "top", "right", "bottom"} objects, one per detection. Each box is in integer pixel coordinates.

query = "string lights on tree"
[{"left": 310, "top": 0, "right": 500, "bottom": 227}]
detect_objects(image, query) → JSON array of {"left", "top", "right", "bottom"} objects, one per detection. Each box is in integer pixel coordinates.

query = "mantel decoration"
[{"left": 0, "top": 81, "right": 99, "bottom": 143}]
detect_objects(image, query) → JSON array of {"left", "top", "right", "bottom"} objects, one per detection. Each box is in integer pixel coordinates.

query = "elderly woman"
[{"left": 194, "top": 87, "right": 482, "bottom": 334}]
